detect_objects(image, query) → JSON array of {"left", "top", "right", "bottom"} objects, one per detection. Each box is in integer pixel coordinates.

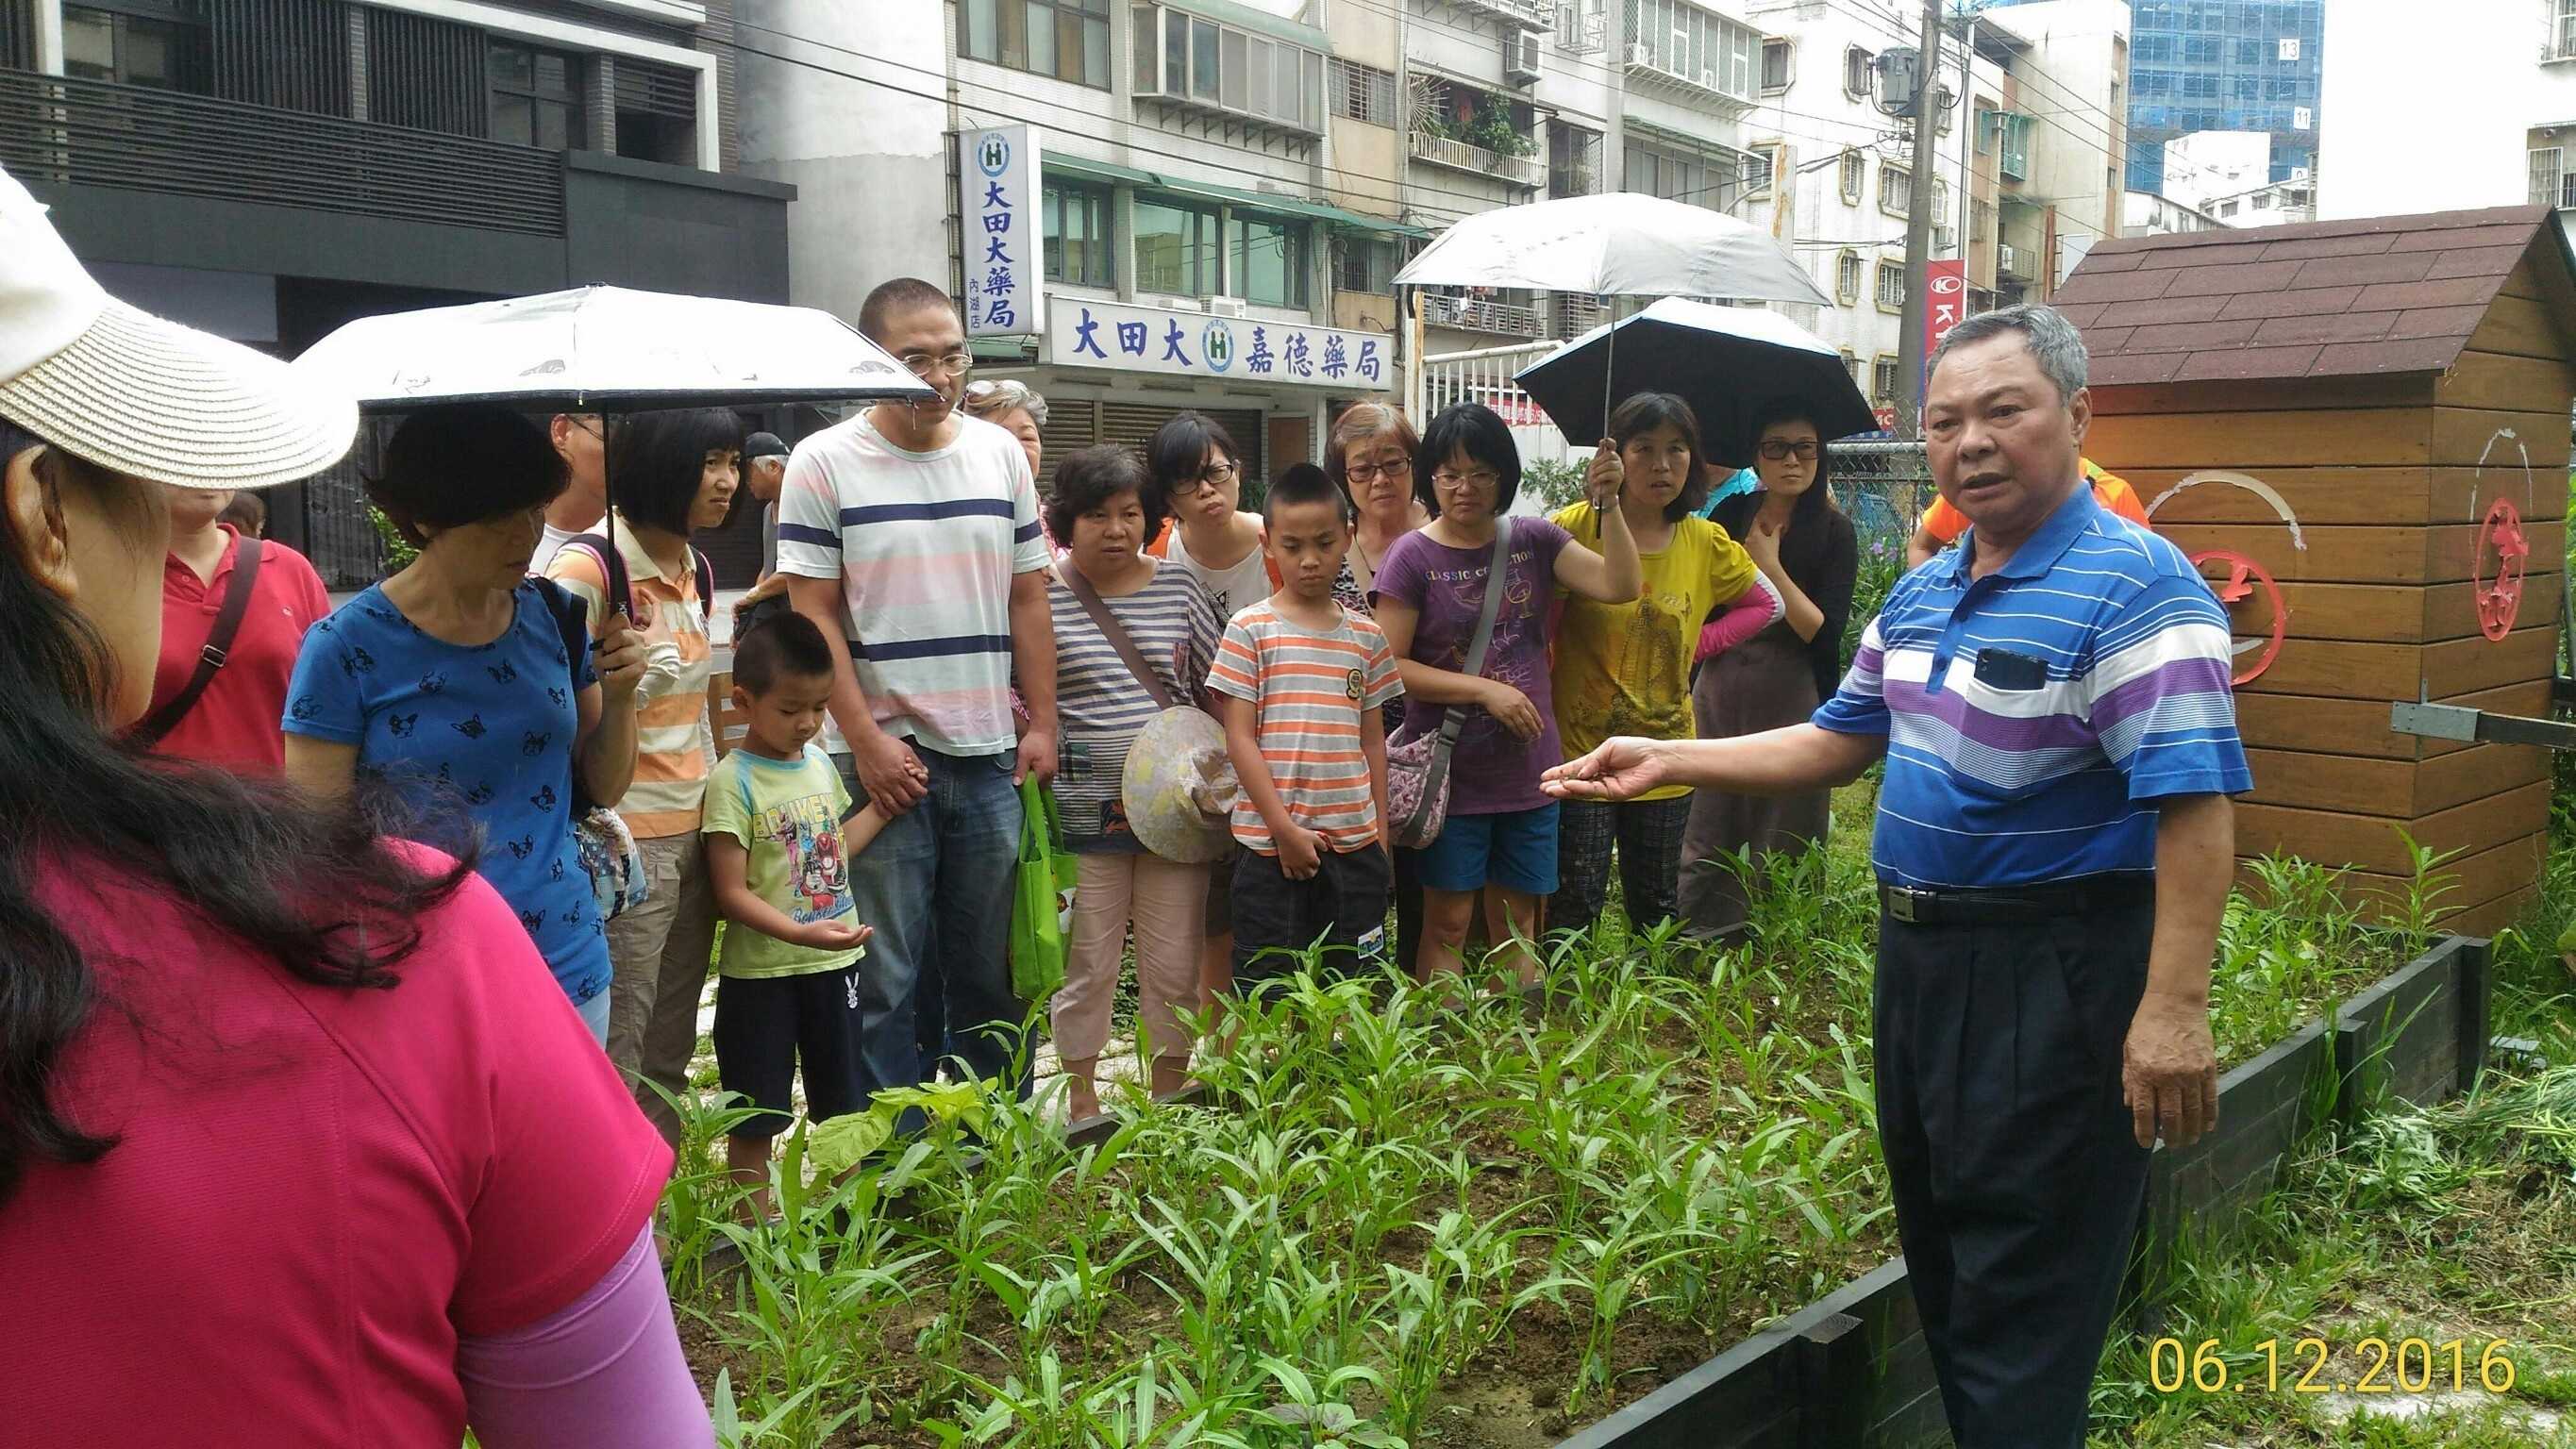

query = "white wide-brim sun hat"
[{"left": 0, "top": 164, "right": 355, "bottom": 490}]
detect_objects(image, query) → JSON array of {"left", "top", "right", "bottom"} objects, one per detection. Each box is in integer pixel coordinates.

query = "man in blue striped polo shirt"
[{"left": 1547, "top": 304, "right": 2250, "bottom": 1449}]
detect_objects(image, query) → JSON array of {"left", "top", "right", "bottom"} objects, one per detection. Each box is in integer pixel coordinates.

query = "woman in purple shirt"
[{"left": 1372, "top": 404, "right": 1641, "bottom": 990}]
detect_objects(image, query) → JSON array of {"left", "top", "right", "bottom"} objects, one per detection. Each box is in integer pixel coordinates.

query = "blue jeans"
[{"left": 836, "top": 745, "right": 1028, "bottom": 1108}]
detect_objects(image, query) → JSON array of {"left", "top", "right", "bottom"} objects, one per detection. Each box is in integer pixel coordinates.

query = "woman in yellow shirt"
[{"left": 1548, "top": 393, "right": 1781, "bottom": 936}]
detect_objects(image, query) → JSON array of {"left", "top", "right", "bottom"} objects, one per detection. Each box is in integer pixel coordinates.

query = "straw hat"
[{"left": 0, "top": 164, "right": 355, "bottom": 490}]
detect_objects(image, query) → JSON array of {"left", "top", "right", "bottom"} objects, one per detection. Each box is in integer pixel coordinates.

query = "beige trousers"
[{"left": 1052, "top": 851, "right": 1209, "bottom": 1063}]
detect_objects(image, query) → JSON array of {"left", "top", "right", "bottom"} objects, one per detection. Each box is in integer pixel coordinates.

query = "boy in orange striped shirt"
[{"left": 1205, "top": 466, "right": 1404, "bottom": 993}]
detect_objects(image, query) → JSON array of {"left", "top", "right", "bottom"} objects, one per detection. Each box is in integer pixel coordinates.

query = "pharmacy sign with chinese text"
[
  {"left": 960, "top": 125, "right": 1040, "bottom": 336},
  {"left": 1047, "top": 298, "right": 1394, "bottom": 390}
]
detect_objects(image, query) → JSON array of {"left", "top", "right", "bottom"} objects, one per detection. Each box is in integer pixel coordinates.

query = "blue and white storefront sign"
[
  {"left": 960, "top": 125, "right": 1040, "bottom": 336},
  {"left": 1046, "top": 298, "right": 1393, "bottom": 390}
]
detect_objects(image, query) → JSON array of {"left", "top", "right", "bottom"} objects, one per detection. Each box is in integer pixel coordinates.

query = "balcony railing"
[
  {"left": 1451, "top": 0, "right": 1553, "bottom": 27},
  {"left": 1422, "top": 292, "right": 1544, "bottom": 337},
  {"left": 1552, "top": 292, "right": 1605, "bottom": 338},
  {"left": 1554, "top": 5, "right": 1606, "bottom": 53},
  {"left": 0, "top": 67, "right": 565, "bottom": 236},
  {"left": 1411, "top": 130, "right": 1547, "bottom": 189}
]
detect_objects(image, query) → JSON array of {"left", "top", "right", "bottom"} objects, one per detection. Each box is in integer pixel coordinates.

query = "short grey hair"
[
  {"left": 1927, "top": 303, "right": 2088, "bottom": 404},
  {"left": 964, "top": 376, "right": 1048, "bottom": 428}
]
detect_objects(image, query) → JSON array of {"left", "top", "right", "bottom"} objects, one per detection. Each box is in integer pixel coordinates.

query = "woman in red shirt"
[{"left": 0, "top": 166, "right": 707, "bottom": 1447}]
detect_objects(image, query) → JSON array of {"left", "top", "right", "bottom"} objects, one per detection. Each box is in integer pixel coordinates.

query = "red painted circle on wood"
[
  {"left": 2189, "top": 548, "right": 2287, "bottom": 686},
  {"left": 2474, "top": 498, "right": 2529, "bottom": 642}
]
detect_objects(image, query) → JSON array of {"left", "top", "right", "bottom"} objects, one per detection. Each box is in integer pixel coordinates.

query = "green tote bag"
[{"left": 1010, "top": 775, "right": 1078, "bottom": 1003}]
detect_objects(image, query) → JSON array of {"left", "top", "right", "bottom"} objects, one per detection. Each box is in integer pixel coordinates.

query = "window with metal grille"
[
  {"left": 1873, "top": 355, "right": 1899, "bottom": 402},
  {"left": 1742, "top": 143, "right": 1778, "bottom": 197},
  {"left": 368, "top": 8, "right": 484, "bottom": 137},
  {"left": 1339, "top": 236, "right": 1398, "bottom": 294},
  {"left": 1875, "top": 259, "right": 1905, "bottom": 310},
  {"left": 1330, "top": 57, "right": 1394, "bottom": 125},
  {"left": 1229, "top": 212, "right": 1310, "bottom": 308},
  {"left": 1843, "top": 44, "right": 1870, "bottom": 97},
  {"left": 1550, "top": 123, "right": 1601, "bottom": 197},
  {"left": 612, "top": 57, "right": 697, "bottom": 163},
  {"left": 962, "top": 0, "right": 1111, "bottom": 88},
  {"left": 1835, "top": 250, "right": 1861, "bottom": 303},
  {"left": 1996, "top": 111, "right": 2032, "bottom": 179},
  {"left": 1838, "top": 148, "right": 1863, "bottom": 203},
  {"left": 2532, "top": 147, "right": 2576, "bottom": 208},
  {"left": 1760, "top": 37, "right": 1789, "bottom": 92},
  {"left": 1879, "top": 162, "right": 1909, "bottom": 218},
  {"left": 2557, "top": 0, "right": 2576, "bottom": 60},
  {"left": 489, "top": 40, "right": 584, "bottom": 150}
]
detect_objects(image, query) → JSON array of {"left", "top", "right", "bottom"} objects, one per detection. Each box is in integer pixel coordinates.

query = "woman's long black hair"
[
  {"left": 1711, "top": 397, "right": 1854, "bottom": 703},
  {"left": 0, "top": 425, "right": 474, "bottom": 1207}
]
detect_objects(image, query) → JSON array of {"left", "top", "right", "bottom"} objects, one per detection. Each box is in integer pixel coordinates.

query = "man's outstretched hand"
[{"left": 1541, "top": 737, "right": 1669, "bottom": 803}]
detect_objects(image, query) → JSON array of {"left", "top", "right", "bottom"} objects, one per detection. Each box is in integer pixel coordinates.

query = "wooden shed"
[{"left": 2055, "top": 205, "right": 2572, "bottom": 937}]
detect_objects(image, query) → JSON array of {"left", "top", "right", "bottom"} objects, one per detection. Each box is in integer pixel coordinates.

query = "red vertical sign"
[{"left": 1923, "top": 258, "right": 1967, "bottom": 361}]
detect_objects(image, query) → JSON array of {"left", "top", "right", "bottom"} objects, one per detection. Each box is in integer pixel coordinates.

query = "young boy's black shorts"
[
  {"left": 712, "top": 963, "right": 868, "bottom": 1141},
  {"left": 1229, "top": 842, "right": 1392, "bottom": 994}
]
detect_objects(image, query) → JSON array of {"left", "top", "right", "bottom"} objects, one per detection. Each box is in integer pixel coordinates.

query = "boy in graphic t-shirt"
[
  {"left": 1204, "top": 467, "right": 1403, "bottom": 994},
  {"left": 702, "top": 612, "right": 885, "bottom": 1212}
]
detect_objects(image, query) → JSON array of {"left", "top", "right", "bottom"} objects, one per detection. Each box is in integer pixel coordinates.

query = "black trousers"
[{"left": 1875, "top": 894, "right": 2155, "bottom": 1449}]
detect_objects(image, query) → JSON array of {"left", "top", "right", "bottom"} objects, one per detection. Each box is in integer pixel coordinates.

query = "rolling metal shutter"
[{"left": 1097, "top": 403, "right": 1266, "bottom": 484}]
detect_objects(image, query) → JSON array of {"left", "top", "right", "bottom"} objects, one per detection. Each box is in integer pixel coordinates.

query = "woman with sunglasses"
[
  {"left": 1373, "top": 403, "right": 1640, "bottom": 991},
  {"left": 1679, "top": 399, "right": 1857, "bottom": 941},
  {"left": 1547, "top": 393, "right": 1782, "bottom": 938},
  {"left": 962, "top": 378, "right": 1048, "bottom": 487}
]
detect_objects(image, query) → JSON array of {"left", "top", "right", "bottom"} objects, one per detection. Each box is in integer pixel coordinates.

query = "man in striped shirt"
[
  {"left": 1206, "top": 466, "right": 1403, "bottom": 992},
  {"left": 778, "top": 278, "right": 1058, "bottom": 1104},
  {"left": 1546, "top": 304, "right": 2250, "bottom": 1449}
]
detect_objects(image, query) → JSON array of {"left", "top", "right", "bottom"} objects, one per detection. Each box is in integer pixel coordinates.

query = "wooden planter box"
[{"left": 1554, "top": 934, "right": 2493, "bottom": 1449}]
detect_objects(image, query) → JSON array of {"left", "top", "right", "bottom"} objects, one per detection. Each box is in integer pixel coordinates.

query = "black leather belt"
[{"left": 1879, "top": 874, "right": 2153, "bottom": 925}]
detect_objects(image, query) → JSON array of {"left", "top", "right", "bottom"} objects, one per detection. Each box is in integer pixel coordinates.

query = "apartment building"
[{"left": 0, "top": 0, "right": 792, "bottom": 583}]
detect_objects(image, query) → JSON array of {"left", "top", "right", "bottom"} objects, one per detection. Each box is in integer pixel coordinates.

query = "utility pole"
[{"left": 1893, "top": 0, "right": 1944, "bottom": 438}]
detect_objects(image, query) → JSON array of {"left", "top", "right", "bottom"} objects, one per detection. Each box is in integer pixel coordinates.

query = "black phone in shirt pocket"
[{"left": 1972, "top": 647, "right": 2050, "bottom": 691}]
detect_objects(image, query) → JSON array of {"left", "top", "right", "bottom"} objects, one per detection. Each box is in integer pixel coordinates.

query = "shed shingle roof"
[{"left": 2054, "top": 205, "right": 2571, "bottom": 385}]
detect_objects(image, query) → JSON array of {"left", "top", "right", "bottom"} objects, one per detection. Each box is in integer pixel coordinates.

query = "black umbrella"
[{"left": 1514, "top": 297, "right": 1878, "bottom": 467}]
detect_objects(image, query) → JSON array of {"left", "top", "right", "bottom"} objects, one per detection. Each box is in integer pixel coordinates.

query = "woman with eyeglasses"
[
  {"left": 1143, "top": 411, "right": 1276, "bottom": 1005},
  {"left": 962, "top": 378, "right": 1048, "bottom": 487},
  {"left": 1319, "top": 400, "right": 1430, "bottom": 964},
  {"left": 1547, "top": 392, "right": 1783, "bottom": 939},
  {"left": 1678, "top": 399, "right": 1857, "bottom": 941},
  {"left": 1373, "top": 403, "right": 1640, "bottom": 991}
]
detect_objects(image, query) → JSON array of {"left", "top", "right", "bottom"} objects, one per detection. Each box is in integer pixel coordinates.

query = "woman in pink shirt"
[{"left": 0, "top": 164, "right": 710, "bottom": 1448}]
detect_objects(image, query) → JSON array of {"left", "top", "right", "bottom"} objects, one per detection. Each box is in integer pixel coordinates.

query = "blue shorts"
[{"left": 1415, "top": 803, "right": 1560, "bottom": 896}]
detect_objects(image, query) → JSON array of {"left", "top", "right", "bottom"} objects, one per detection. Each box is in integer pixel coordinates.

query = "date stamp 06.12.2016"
[{"left": 2149, "top": 1338, "right": 2522, "bottom": 1397}]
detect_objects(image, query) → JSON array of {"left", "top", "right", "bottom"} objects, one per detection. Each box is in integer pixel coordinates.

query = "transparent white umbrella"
[
  {"left": 295, "top": 285, "right": 936, "bottom": 606},
  {"left": 1396, "top": 193, "right": 1834, "bottom": 463}
]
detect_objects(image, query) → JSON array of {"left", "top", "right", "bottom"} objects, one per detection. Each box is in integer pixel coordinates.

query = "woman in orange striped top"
[{"left": 546, "top": 408, "right": 738, "bottom": 1142}]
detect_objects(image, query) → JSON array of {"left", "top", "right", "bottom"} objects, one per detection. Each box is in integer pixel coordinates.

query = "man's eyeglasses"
[
  {"left": 1174, "top": 459, "right": 1239, "bottom": 497},
  {"left": 1430, "top": 469, "right": 1500, "bottom": 491},
  {"left": 900, "top": 350, "right": 976, "bottom": 379},
  {"left": 1758, "top": 440, "right": 1820, "bottom": 461},
  {"left": 1347, "top": 458, "right": 1412, "bottom": 483}
]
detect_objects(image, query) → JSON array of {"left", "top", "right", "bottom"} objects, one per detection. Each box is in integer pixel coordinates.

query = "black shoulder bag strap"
[
  {"left": 566, "top": 532, "right": 632, "bottom": 628},
  {"left": 133, "top": 534, "right": 262, "bottom": 747},
  {"left": 1059, "top": 562, "right": 1179, "bottom": 710}
]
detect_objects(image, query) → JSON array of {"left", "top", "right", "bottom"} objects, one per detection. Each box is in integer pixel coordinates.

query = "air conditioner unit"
[
  {"left": 1627, "top": 42, "right": 1653, "bottom": 66},
  {"left": 1506, "top": 30, "right": 1543, "bottom": 85},
  {"left": 1205, "top": 296, "right": 1248, "bottom": 318}
]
